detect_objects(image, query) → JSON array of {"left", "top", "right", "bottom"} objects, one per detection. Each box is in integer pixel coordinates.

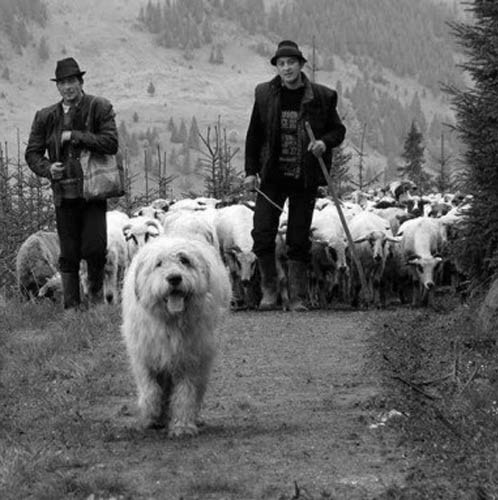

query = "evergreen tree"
[
  {"left": 171, "top": 119, "right": 188, "bottom": 144},
  {"left": 180, "top": 148, "right": 192, "bottom": 175},
  {"left": 409, "top": 92, "right": 427, "bottom": 133},
  {"left": 383, "top": 154, "right": 399, "bottom": 185},
  {"left": 202, "top": 17, "right": 213, "bottom": 44},
  {"left": 188, "top": 116, "right": 201, "bottom": 150},
  {"left": 446, "top": 1, "right": 498, "bottom": 279},
  {"left": 38, "top": 35, "right": 49, "bottom": 61},
  {"left": 169, "top": 147, "right": 179, "bottom": 169},
  {"left": 330, "top": 144, "right": 353, "bottom": 196},
  {"left": 129, "top": 133, "right": 140, "bottom": 156},
  {"left": 133, "top": 111, "right": 139, "bottom": 123},
  {"left": 399, "top": 120, "right": 432, "bottom": 191},
  {"left": 177, "top": 119, "right": 188, "bottom": 143},
  {"left": 118, "top": 121, "right": 129, "bottom": 143},
  {"left": 147, "top": 81, "right": 155, "bottom": 96},
  {"left": 433, "top": 132, "right": 452, "bottom": 193},
  {"left": 214, "top": 44, "right": 224, "bottom": 64}
]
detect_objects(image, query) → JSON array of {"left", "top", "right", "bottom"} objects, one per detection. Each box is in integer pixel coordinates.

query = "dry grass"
[
  {"left": 3, "top": 293, "right": 496, "bottom": 499},
  {"left": 0, "top": 300, "right": 127, "bottom": 499},
  {"left": 371, "top": 295, "right": 498, "bottom": 498},
  {"left": 0, "top": 299, "right": 410, "bottom": 500}
]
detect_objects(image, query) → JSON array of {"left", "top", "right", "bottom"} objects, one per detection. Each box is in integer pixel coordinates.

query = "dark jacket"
[
  {"left": 25, "top": 93, "right": 118, "bottom": 205},
  {"left": 245, "top": 73, "right": 346, "bottom": 188}
]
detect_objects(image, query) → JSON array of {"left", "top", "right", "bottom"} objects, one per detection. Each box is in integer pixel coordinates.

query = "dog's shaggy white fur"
[{"left": 121, "top": 235, "right": 231, "bottom": 437}]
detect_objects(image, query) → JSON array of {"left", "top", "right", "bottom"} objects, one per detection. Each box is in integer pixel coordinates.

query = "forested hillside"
[
  {"left": 137, "top": 0, "right": 464, "bottom": 185},
  {"left": 140, "top": 0, "right": 461, "bottom": 94},
  {"left": 0, "top": 0, "right": 47, "bottom": 53},
  {"left": 0, "top": 0, "right": 467, "bottom": 194}
]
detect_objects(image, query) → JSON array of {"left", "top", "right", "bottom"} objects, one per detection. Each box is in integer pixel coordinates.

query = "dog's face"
[{"left": 133, "top": 238, "right": 210, "bottom": 316}]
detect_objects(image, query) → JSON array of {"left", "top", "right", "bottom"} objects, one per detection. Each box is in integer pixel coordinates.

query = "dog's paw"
[
  {"left": 168, "top": 423, "right": 199, "bottom": 438},
  {"left": 142, "top": 418, "right": 166, "bottom": 431}
]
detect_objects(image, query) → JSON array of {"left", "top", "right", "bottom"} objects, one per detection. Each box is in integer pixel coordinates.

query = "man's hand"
[
  {"left": 307, "top": 139, "right": 326, "bottom": 158},
  {"left": 61, "top": 131, "right": 72, "bottom": 144},
  {"left": 50, "top": 162, "right": 65, "bottom": 180},
  {"left": 243, "top": 175, "right": 259, "bottom": 192}
]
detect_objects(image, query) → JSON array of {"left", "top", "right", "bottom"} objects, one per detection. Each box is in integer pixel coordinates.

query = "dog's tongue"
[{"left": 167, "top": 294, "right": 185, "bottom": 313}]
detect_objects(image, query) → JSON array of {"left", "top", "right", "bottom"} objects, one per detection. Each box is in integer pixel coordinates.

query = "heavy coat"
[
  {"left": 245, "top": 73, "right": 346, "bottom": 188},
  {"left": 25, "top": 93, "right": 118, "bottom": 206}
]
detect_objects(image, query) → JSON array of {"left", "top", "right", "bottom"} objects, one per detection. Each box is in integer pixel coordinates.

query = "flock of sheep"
[{"left": 14, "top": 179, "right": 470, "bottom": 310}]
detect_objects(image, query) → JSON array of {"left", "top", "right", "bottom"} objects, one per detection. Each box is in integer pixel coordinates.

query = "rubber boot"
[
  {"left": 86, "top": 260, "right": 105, "bottom": 306},
  {"left": 288, "top": 260, "right": 309, "bottom": 312},
  {"left": 61, "top": 272, "right": 81, "bottom": 310},
  {"left": 257, "top": 254, "right": 278, "bottom": 311}
]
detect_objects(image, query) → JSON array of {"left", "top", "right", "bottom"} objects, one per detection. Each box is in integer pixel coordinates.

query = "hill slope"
[{"left": 0, "top": 0, "right": 464, "bottom": 194}]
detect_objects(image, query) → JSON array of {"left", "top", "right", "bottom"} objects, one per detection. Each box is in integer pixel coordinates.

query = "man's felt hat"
[
  {"left": 51, "top": 57, "right": 86, "bottom": 82},
  {"left": 270, "top": 40, "right": 307, "bottom": 66}
]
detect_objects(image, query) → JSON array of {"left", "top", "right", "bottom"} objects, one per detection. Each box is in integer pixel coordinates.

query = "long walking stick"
[{"left": 305, "top": 121, "right": 371, "bottom": 305}]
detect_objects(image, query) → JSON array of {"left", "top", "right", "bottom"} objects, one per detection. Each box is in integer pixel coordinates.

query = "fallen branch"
[
  {"left": 417, "top": 373, "right": 454, "bottom": 386},
  {"left": 391, "top": 375, "right": 439, "bottom": 400},
  {"left": 458, "top": 365, "right": 480, "bottom": 396}
]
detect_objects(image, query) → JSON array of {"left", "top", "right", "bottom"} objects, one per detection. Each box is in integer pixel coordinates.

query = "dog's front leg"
[
  {"left": 168, "top": 377, "right": 199, "bottom": 438},
  {"left": 134, "top": 363, "right": 164, "bottom": 429}
]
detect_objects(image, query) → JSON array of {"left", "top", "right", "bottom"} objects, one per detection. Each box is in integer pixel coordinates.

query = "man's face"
[
  {"left": 276, "top": 56, "right": 303, "bottom": 87},
  {"left": 56, "top": 76, "right": 83, "bottom": 104}
]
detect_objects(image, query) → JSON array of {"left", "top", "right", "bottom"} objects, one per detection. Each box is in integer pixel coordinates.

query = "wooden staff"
[{"left": 305, "top": 121, "right": 371, "bottom": 305}]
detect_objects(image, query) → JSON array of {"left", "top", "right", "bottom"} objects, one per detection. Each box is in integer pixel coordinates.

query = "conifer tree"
[
  {"left": 188, "top": 116, "right": 201, "bottom": 150},
  {"left": 168, "top": 147, "right": 179, "bottom": 170},
  {"left": 202, "top": 17, "right": 213, "bottom": 44},
  {"left": 209, "top": 46, "right": 216, "bottom": 64},
  {"left": 180, "top": 149, "right": 192, "bottom": 175},
  {"left": 329, "top": 144, "right": 352, "bottom": 197},
  {"left": 399, "top": 120, "right": 432, "bottom": 191},
  {"left": 214, "top": 44, "right": 224, "bottom": 64},
  {"left": 177, "top": 119, "right": 188, "bottom": 143},
  {"left": 38, "top": 35, "right": 49, "bottom": 61},
  {"left": 446, "top": 1, "right": 498, "bottom": 280},
  {"left": 167, "top": 117, "right": 175, "bottom": 132}
]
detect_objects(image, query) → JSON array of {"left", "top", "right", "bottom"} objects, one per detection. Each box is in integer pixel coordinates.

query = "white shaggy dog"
[{"left": 121, "top": 235, "right": 231, "bottom": 437}]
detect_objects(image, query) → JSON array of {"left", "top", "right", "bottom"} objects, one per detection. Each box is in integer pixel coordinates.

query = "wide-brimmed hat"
[
  {"left": 51, "top": 57, "right": 86, "bottom": 82},
  {"left": 270, "top": 40, "right": 307, "bottom": 66}
]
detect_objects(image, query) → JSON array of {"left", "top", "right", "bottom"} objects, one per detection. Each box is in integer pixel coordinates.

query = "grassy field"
[
  {"left": 1, "top": 293, "right": 497, "bottom": 499},
  {"left": 1, "top": 300, "right": 404, "bottom": 500}
]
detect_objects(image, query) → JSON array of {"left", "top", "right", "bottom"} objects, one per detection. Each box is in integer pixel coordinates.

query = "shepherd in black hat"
[
  {"left": 25, "top": 56, "right": 119, "bottom": 310},
  {"left": 243, "top": 40, "right": 346, "bottom": 312}
]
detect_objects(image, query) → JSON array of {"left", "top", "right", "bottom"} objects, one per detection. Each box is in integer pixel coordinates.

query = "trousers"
[
  {"left": 252, "top": 178, "right": 317, "bottom": 263},
  {"left": 55, "top": 198, "right": 107, "bottom": 273}
]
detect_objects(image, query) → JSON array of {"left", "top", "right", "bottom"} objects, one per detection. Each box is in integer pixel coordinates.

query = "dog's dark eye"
[
  {"left": 156, "top": 260, "right": 162, "bottom": 268},
  {"left": 179, "top": 254, "right": 191, "bottom": 266}
]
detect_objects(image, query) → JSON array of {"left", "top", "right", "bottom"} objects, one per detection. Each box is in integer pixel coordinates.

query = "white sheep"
[
  {"left": 104, "top": 210, "right": 130, "bottom": 304},
  {"left": 215, "top": 204, "right": 258, "bottom": 309},
  {"left": 37, "top": 262, "right": 88, "bottom": 302},
  {"left": 122, "top": 216, "right": 164, "bottom": 263},
  {"left": 132, "top": 198, "right": 170, "bottom": 224},
  {"left": 162, "top": 208, "right": 220, "bottom": 252},
  {"left": 16, "top": 230, "right": 60, "bottom": 300}
]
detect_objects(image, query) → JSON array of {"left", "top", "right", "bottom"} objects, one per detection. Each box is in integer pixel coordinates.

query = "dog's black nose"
[{"left": 167, "top": 274, "right": 182, "bottom": 286}]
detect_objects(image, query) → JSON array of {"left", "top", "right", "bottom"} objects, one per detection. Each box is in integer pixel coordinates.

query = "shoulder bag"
[{"left": 80, "top": 97, "right": 125, "bottom": 200}]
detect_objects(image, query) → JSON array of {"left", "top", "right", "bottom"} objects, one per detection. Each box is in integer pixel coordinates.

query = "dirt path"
[{"left": 85, "top": 309, "right": 407, "bottom": 499}]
